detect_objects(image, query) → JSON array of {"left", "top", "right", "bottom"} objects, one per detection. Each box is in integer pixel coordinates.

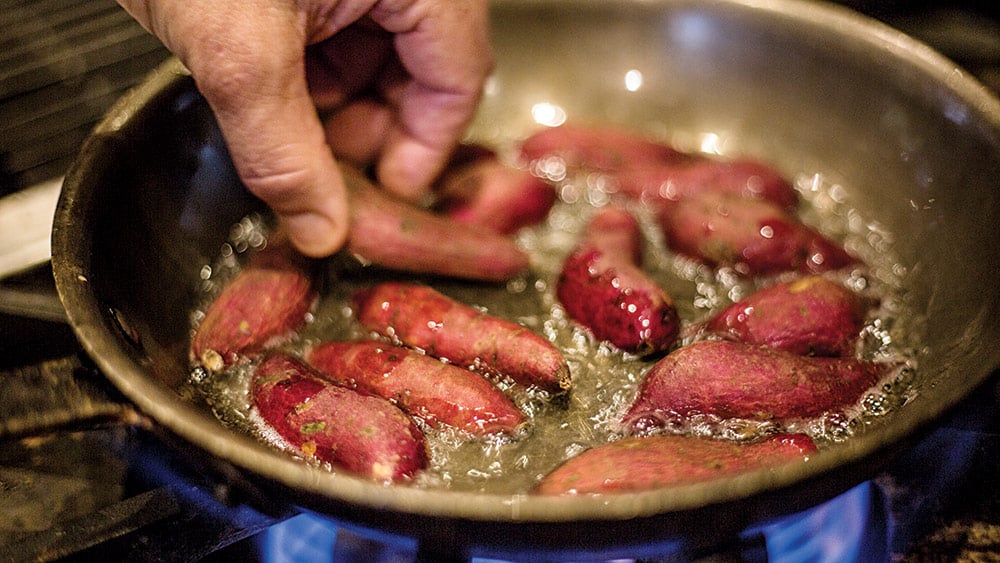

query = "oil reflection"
[
  {"left": 531, "top": 102, "right": 567, "bottom": 127},
  {"left": 624, "top": 69, "right": 643, "bottom": 92}
]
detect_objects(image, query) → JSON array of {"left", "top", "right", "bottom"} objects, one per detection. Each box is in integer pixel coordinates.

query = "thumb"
[
  {"left": 194, "top": 45, "right": 350, "bottom": 258},
  {"left": 115, "top": 0, "right": 350, "bottom": 257}
]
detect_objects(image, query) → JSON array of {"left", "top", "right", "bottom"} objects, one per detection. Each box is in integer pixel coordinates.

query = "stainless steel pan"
[{"left": 50, "top": 0, "right": 1000, "bottom": 558}]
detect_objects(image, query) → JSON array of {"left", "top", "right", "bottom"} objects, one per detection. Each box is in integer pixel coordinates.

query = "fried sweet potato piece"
[
  {"left": 535, "top": 433, "right": 816, "bottom": 495},
  {"left": 556, "top": 206, "right": 679, "bottom": 355},
  {"left": 251, "top": 353, "right": 427, "bottom": 482},
  {"left": 704, "top": 276, "right": 873, "bottom": 357},
  {"left": 191, "top": 242, "right": 316, "bottom": 370},
  {"left": 519, "top": 123, "right": 687, "bottom": 172},
  {"left": 624, "top": 341, "right": 896, "bottom": 428},
  {"left": 656, "top": 191, "right": 856, "bottom": 275},
  {"left": 354, "top": 282, "right": 571, "bottom": 393},
  {"left": 342, "top": 165, "right": 530, "bottom": 281},
  {"left": 612, "top": 157, "right": 799, "bottom": 209},
  {"left": 435, "top": 151, "right": 557, "bottom": 234},
  {"left": 307, "top": 341, "right": 525, "bottom": 435}
]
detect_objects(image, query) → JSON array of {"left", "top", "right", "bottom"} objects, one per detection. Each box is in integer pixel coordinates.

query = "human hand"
[{"left": 117, "top": 0, "right": 493, "bottom": 257}]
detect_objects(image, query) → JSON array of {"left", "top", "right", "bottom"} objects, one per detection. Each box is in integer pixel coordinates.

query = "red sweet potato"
[
  {"left": 535, "top": 433, "right": 817, "bottom": 495},
  {"left": 519, "top": 123, "right": 687, "bottom": 172},
  {"left": 656, "top": 191, "right": 857, "bottom": 275},
  {"left": 251, "top": 353, "right": 427, "bottom": 482},
  {"left": 434, "top": 153, "right": 557, "bottom": 234},
  {"left": 342, "top": 165, "right": 530, "bottom": 281},
  {"left": 703, "top": 276, "right": 873, "bottom": 357},
  {"left": 612, "top": 157, "right": 799, "bottom": 209},
  {"left": 556, "top": 206, "right": 680, "bottom": 355},
  {"left": 307, "top": 341, "right": 525, "bottom": 435},
  {"left": 353, "top": 282, "right": 571, "bottom": 393},
  {"left": 191, "top": 242, "right": 316, "bottom": 371},
  {"left": 623, "top": 340, "right": 897, "bottom": 428}
]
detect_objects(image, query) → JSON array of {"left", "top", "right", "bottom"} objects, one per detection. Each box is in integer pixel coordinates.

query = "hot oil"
[{"left": 186, "top": 150, "right": 920, "bottom": 495}]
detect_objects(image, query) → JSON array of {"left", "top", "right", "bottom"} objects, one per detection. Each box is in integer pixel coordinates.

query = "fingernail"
[{"left": 283, "top": 212, "right": 347, "bottom": 258}]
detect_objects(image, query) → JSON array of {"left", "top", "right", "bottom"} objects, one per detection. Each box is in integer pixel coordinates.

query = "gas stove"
[
  {"left": 2, "top": 0, "right": 998, "bottom": 561},
  {"left": 1, "top": 328, "right": 995, "bottom": 562}
]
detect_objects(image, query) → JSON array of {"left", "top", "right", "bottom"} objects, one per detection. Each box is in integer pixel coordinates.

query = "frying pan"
[{"left": 50, "top": 0, "right": 1000, "bottom": 559}]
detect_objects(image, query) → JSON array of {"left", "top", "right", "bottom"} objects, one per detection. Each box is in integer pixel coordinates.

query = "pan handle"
[
  {"left": 0, "top": 177, "right": 67, "bottom": 322},
  {"left": 0, "top": 178, "right": 60, "bottom": 282}
]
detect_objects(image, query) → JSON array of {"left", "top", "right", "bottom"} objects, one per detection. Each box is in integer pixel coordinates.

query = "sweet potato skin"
[
  {"left": 251, "top": 353, "right": 427, "bottom": 482},
  {"left": 434, "top": 149, "right": 557, "bottom": 234},
  {"left": 656, "top": 191, "right": 856, "bottom": 275},
  {"left": 624, "top": 340, "right": 894, "bottom": 427},
  {"left": 557, "top": 207, "right": 680, "bottom": 355},
  {"left": 307, "top": 341, "right": 525, "bottom": 435},
  {"left": 342, "top": 165, "right": 530, "bottom": 281},
  {"left": 519, "top": 123, "right": 686, "bottom": 172},
  {"left": 518, "top": 123, "right": 797, "bottom": 210},
  {"left": 353, "top": 282, "right": 571, "bottom": 393},
  {"left": 704, "top": 276, "right": 872, "bottom": 357},
  {"left": 535, "top": 433, "right": 816, "bottom": 495},
  {"left": 612, "top": 158, "right": 799, "bottom": 209},
  {"left": 191, "top": 243, "right": 315, "bottom": 370}
]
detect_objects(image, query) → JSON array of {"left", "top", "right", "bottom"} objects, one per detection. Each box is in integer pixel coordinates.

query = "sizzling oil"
[{"left": 188, "top": 155, "right": 919, "bottom": 495}]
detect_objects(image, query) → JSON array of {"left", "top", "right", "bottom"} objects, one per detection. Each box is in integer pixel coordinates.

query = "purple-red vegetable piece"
[
  {"left": 307, "top": 340, "right": 525, "bottom": 435},
  {"left": 656, "top": 191, "right": 857, "bottom": 275},
  {"left": 342, "top": 165, "right": 530, "bottom": 281},
  {"left": 251, "top": 354, "right": 427, "bottom": 481},
  {"left": 624, "top": 340, "right": 896, "bottom": 429},
  {"left": 557, "top": 206, "right": 680, "bottom": 355},
  {"left": 612, "top": 157, "right": 799, "bottom": 209},
  {"left": 251, "top": 353, "right": 428, "bottom": 482},
  {"left": 435, "top": 150, "right": 557, "bottom": 234},
  {"left": 704, "top": 275, "right": 873, "bottom": 357},
  {"left": 535, "top": 433, "right": 817, "bottom": 495},
  {"left": 519, "top": 123, "right": 687, "bottom": 172},
  {"left": 354, "top": 282, "right": 571, "bottom": 393},
  {"left": 191, "top": 242, "right": 316, "bottom": 370}
]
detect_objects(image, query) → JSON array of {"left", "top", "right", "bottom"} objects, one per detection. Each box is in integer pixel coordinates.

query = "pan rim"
[{"left": 52, "top": 0, "right": 1000, "bottom": 531}]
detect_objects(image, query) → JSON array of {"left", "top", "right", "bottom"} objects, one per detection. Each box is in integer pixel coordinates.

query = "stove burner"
[{"left": 254, "top": 480, "right": 888, "bottom": 563}]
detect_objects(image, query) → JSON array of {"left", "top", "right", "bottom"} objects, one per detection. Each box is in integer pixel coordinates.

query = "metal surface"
[{"left": 50, "top": 0, "right": 1000, "bottom": 558}]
